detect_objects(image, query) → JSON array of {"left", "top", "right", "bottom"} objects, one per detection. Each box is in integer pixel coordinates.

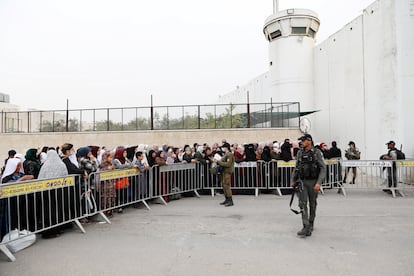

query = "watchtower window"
[
  {"left": 270, "top": 30, "right": 281, "bottom": 40},
  {"left": 291, "top": 27, "right": 306, "bottom": 35},
  {"left": 308, "top": 28, "right": 315, "bottom": 37}
]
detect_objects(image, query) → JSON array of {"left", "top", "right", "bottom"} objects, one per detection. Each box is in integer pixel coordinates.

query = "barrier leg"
[
  {"left": 194, "top": 190, "right": 201, "bottom": 198},
  {"left": 276, "top": 188, "right": 282, "bottom": 197},
  {"left": 338, "top": 187, "right": 347, "bottom": 197},
  {"left": 141, "top": 200, "right": 151, "bottom": 210},
  {"left": 158, "top": 196, "right": 168, "bottom": 206},
  {"left": 98, "top": 212, "right": 112, "bottom": 224},
  {"left": 211, "top": 188, "right": 215, "bottom": 197},
  {"left": 0, "top": 244, "right": 16, "bottom": 262},
  {"left": 74, "top": 219, "right": 86, "bottom": 233},
  {"left": 320, "top": 186, "right": 324, "bottom": 195},
  {"left": 396, "top": 190, "right": 405, "bottom": 197},
  {"left": 255, "top": 188, "right": 259, "bottom": 197}
]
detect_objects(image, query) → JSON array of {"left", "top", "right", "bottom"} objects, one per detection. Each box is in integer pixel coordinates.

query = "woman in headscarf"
[
  {"left": 23, "top": 148, "right": 41, "bottom": 179},
  {"left": 77, "top": 146, "right": 99, "bottom": 217},
  {"left": 261, "top": 146, "right": 272, "bottom": 162},
  {"left": 21, "top": 148, "right": 41, "bottom": 232},
  {"left": 77, "top": 147, "right": 98, "bottom": 175},
  {"left": 126, "top": 146, "right": 138, "bottom": 163},
  {"left": 39, "top": 146, "right": 48, "bottom": 164},
  {"left": 38, "top": 150, "right": 69, "bottom": 238},
  {"left": 281, "top": 139, "right": 293, "bottom": 162},
  {"left": 147, "top": 149, "right": 157, "bottom": 167},
  {"left": 155, "top": 151, "right": 167, "bottom": 166},
  {"left": 88, "top": 146, "right": 101, "bottom": 166},
  {"left": 38, "top": 150, "right": 68, "bottom": 179},
  {"left": 1, "top": 158, "right": 25, "bottom": 183},
  {"left": 113, "top": 147, "right": 133, "bottom": 169},
  {"left": 112, "top": 147, "right": 133, "bottom": 213},
  {"left": 1, "top": 158, "right": 35, "bottom": 238},
  {"left": 181, "top": 145, "right": 193, "bottom": 163},
  {"left": 193, "top": 146, "right": 206, "bottom": 165},
  {"left": 244, "top": 144, "right": 257, "bottom": 162},
  {"left": 99, "top": 151, "right": 116, "bottom": 218},
  {"left": 271, "top": 142, "right": 281, "bottom": 160}
]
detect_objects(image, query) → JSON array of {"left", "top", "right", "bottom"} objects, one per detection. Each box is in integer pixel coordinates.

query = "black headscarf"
[
  {"left": 261, "top": 146, "right": 272, "bottom": 162},
  {"left": 147, "top": 150, "right": 156, "bottom": 167}
]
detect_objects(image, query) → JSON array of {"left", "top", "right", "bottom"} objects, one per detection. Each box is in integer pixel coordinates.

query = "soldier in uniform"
[
  {"left": 343, "top": 141, "right": 360, "bottom": 184},
  {"left": 214, "top": 142, "right": 235, "bottom": 207},
  {"left": 381, "top": 141, "right": 398, "bottom": 192},
  {"left": 291, "top": 134, "right": 326, "bottom": 237}
]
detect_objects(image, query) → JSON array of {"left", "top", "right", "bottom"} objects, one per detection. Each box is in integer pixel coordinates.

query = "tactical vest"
[{"left": 298, "top": 149, "right": 320, "bottom": 180}]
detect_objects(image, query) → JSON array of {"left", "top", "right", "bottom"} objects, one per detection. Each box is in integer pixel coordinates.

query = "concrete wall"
[
  {"left": 395, "top": 0, "right": 414, "bottom": 157},
  {"left": 312, "top": 14, "right": 366, "bottom": 156},
  {"left": 313, "top": 0, "right": 414, "bottom": 159},
  {"left": 0, "top": 128, "right": 301, "bottom": 160}
]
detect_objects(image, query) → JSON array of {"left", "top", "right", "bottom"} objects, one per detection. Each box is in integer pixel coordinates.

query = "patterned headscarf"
[{"left": 99, "top": 151, "right": 113, "bottom": 170}]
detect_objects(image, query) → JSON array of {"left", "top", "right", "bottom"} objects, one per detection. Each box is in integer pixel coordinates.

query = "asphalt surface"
[{"left": 1, "top": 189, "right": 414, "bottom": 276}]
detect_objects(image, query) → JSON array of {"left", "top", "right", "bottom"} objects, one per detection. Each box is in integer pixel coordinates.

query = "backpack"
[{"left": 394, "top": 149, "right": 406, "bottom": 160}]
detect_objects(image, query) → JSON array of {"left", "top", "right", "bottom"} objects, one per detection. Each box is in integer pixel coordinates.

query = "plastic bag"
[
  {"left": 1, "top": 229, "right": 36, "bottom": 253},
  {"left": 115, "top": 177, "right": 130, "bottom": 189}
]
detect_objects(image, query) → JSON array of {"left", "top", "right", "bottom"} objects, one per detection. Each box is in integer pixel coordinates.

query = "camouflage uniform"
[
  {"left": 217, "top": 151, "right": 235, "bottom": 206},
  {"left": 292, "top": 147, "right": 326, "bottom": 232}
]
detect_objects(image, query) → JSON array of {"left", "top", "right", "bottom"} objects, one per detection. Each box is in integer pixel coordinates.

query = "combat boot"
[
  {"left": 224, "top": 197, "right": 234, "bottom": 207},
  {"left": 297, "top": 225, "right": 312, "bottom": 237},
  {"left": 220, "top": 197, "right": 229, "bottom": 205},
  {"left": 309, "top": 221, "right": 314, "bottom": 232}
]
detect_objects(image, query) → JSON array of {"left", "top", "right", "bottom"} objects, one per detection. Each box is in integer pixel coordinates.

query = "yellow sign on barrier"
[
  {"left": 277, "top": 161, "right": 296, "bottom": 167},
  {"left": 397, "top": 160, "right": 414, "bottom": 167},
  {"left": 324, "top": 159, "right": 339, "bottom": 165},
  {"left": 0, "top": 176, "right": 75, "bottom": 199},
  {"left": 99, "top": 168, "right": 139, "bottom": 181}
]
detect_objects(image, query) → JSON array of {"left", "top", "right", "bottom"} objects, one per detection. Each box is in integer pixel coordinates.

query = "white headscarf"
[
  {"left": 40, "top": 151, "right": 47, "bottom": 164},
  {"left": 14, "top": 153, "right": 26, "bottom": 174},
  {"left": 38, "top": 150, "right": 68, "bottom": 179},
  {"left": 273, "top": 142, "right": 281, "bottom": 154},
  {"left": 1, "top": 158, "right": 21, "bottom": 182},
  {"left": 68, "top": 152, "right": 79, "bottom": 168}
]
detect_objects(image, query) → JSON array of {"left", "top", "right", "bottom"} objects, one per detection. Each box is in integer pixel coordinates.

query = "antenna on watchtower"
[{"left": 273, "top": 0, "right": 279, "bottom": 14}]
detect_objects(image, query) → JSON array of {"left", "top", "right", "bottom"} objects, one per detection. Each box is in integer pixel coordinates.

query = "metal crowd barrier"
[
  {"left": 267, "top": 161, "right": 295, "bottom": 196},
  {"left": 150, "top": 163, "right": 201, "bottom": 205},
  {"left": 0, "top": 175, "right": 86, "bottom": 261},
  {"left": 336, "top": 160, "right": 414, "bottom": 197},
  {"left": 89, "top": 167, "right": 152, "bottom": 223},
  {"left": 204, "top": 161, "right": 265, "bottom": 197},
  {"left": 1, "top": 159, "right": 413, "bottom": 261}
]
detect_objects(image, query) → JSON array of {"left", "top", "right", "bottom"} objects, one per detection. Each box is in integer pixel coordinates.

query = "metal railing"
[{"left": 0, "top": 102, "right": 300, "bottom": 133}]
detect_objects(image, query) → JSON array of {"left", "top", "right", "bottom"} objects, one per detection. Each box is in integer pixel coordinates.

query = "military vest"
[{"left": 298, "top": 148, "right": 321, "bottom": 180}]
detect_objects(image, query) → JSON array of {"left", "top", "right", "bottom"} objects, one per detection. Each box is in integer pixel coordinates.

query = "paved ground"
[{"left": 1, "top": 189, "right": 414, "bottom": 276}]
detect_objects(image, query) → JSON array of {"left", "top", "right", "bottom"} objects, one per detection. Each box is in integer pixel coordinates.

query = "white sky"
[{"left": 0, "top": 0, "right": 374, "bottom": 110}]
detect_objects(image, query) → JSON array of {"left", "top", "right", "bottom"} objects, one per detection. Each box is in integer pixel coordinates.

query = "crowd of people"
[{"left": 0, "top": 137, "right": 402, "bottom": 240}]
